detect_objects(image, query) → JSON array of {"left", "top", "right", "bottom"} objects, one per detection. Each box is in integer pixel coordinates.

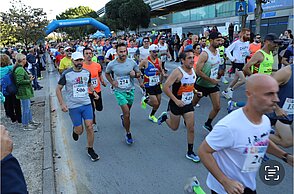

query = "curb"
[{"left": 42, "top": 53, "right": 56, "bottom": 194}]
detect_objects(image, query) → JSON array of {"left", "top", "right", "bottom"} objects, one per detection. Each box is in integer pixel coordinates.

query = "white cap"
[
  {"left": 149, "top": 44, "right": 159, "bottom": 51},
  {"left": 71, "top": 52, "right": 84, "bottom": 61},
  {"left": 64, "top": 46, "right": 72, "bottom": 51}
]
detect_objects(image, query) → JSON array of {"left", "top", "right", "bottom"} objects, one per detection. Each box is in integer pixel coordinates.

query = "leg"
[
  {"left": 148, "top": 95, "right": 160, "bottom": 111},
  {"left": 270, "top": 120, "right": 293, "bottom": 148},
  {"left": 121, "top": 104, "right": 131, "bottom": 133},
  {"left": 165, "top": 111, "right": 181, "bottom": 131},
  {"left": 183, "top": 112, "right": 195, "bottom": 145},
  {"left": 192, "top": 95, "right": 201, "bottom": 107},
  {"left": 231, "top": 70, "right": 246, "bottom": 90},
  {"left": 94, "top": 92, "right": 103, "bottom": 111},
  {"left": 208, "top": 92, "right": 221, "bottom": 121},
  {"left": 84, "top": 119, "right": 94, "bottom": 148},
  {"left": 14, "top": 96, "right": 22, "bottom": 123},
  {"left": 4, "top": 95, "right": 15, "bottom": 122},
  {"left": 89, "top": 94, "right": 96, "bottom": 124}
]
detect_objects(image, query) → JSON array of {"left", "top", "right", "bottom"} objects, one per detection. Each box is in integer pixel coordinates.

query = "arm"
[
  {"left": 14, "top": 68, "right": 33, "bottom": 85},
  {"left": 55, "top": 84, "right": 68, "bottom": 112},
  {"left": 158, "top": 59, "right": 167, "bottom": 78},
  {"left": 281, "top": 50, "right": 291, "bottom": 66},
  {"left": 196, "top": 52, "right": 218, "bottom": 85},
  {"left": 225, "top": 41, "right": 236, "bottom": 62},
  {"left": 243, "top": 51, "right": 263, "bottom": 76},
  {"left": 267, "top": 140, "right": 293, "bottom": 166}
]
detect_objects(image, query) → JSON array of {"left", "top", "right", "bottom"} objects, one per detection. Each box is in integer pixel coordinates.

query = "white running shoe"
[
  {"left": 221, "top": 76, "right": 229, "bottom": 84},
  {"left": 222, "top": 90, "right": 231, "bottom": 99}
]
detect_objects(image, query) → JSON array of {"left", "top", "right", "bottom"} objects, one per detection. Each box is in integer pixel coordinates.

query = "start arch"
[{"left": 45, "top": 18, "right": 111, "bottom": 37}]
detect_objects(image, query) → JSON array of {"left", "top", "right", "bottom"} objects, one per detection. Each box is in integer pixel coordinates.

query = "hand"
[
  {"left": 193, "top": 89, "right": 203, "bottom": 98},
  {"left": 275, "top": 107, "right": 287, "bottom": 118},
  {"left": 61, "top": 103, "right": 68, "bottom": 112},
  {"left": 140, "top": 82, "right": 145, "bottom": 88},
  {"left": 175, "top": 99, "right": 185, "bottom": 107},
  {"left": 210, "top": 78, "right": 219, "bottom": 85},
  {"left": 93, "top": 92, "right": 100, "bottom": 100},
  {"left": 112, "top": 80, "right": 118, "bottom": 88},
  {"left": 0, "top": 125, "right": 13, "bottom": 160},
  {"left": 222, "top": 178, "right": 244, "bottom": 194},
  {"left": 30, "top": 75, "right": 34, "bottom": 81},
  {"left": 130, "top": 70, "right": 136, "bottom": 78}
]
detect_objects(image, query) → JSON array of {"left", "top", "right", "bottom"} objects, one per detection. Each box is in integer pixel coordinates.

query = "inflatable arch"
[{"left": 45, "top": 18, "right": 111, "bottom": 37}]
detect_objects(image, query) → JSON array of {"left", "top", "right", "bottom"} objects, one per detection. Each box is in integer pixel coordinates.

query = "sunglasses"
[
  {"left": 143, "top": 41, "right": 149, "bottom": 43},
  {"left": 152, "top": 50, "right": 159, "bottom": 53},
  {"left": 196, "top": 47, "right": 201, "bottom": 50}
]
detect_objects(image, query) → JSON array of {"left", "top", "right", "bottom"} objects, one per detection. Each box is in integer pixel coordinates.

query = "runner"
[
  {"left": 139, "top": 44, "right": 167, "bottom": 123},
  {"left": 82, "top": 47, "right": 107, "bottom": 125},
  {"left": 198, "top": 74, "right": 293, "bottom": 194},
  {"left": 56, "top": 52, "right": 100, "bottom": 161},
  {"left": 222, "top": 28, "right": 250, "bottom": 99},
  {"left": 58, "top": 46, "right": 74, "bottom": 74},
  {"left": 157, "top": 48, "right": 201, "bottom": 163},
  {"left": 192, "top": 31, "right": 223, "bottom": 132},
  {"left": 158, "top": 36, "right": 171, "bottom": 72},
  {"left": 137, "top": 37, "right": 150, "bottom": 62},
  {"left": 105, "top": 42, "right": 141, "bottom": 145}
]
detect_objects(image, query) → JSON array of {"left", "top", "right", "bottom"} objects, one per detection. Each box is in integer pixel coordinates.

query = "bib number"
[
  {"left": 282, "top": 98, "right": 294, "bottom": 115},
  {"left": 241, "top": 146, "right": 267, "bottom": 173},
  {"left": 210, "top": 66, "right": 219, "bottom": 79},
  {"left": 117, "top": 76, "right": 130, "bottom": 89},
  {"left": 181, "top": 92, "right": 194, "bottom": 105},
  {"left": 149, "top": 75, "right": 160, "bottom": 86},
  {"left": 73, "top": 84, "right": 88, "bottom": 98},
  {"left": 91, "top": 78, "right": 98, "bottom": 87}
]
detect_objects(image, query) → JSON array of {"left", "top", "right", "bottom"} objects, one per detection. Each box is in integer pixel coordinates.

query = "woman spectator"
[
  {"left": 174, "top": 34, "right": 181, "bottom": 62},
  {"left": 0, "top": 54, "right": 22, "bottom": 124},
  {"left": 13, "top": 53, "right": 40, "bottom": 130}
]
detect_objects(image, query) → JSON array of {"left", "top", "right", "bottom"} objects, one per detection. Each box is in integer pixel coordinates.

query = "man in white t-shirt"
[{"left": 199, "top": 74, "right": 293, "bottom": 194}]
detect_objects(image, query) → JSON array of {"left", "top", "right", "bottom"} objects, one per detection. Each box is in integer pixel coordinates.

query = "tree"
[
  {"left": 255, "top": 0, "right": 268, "bottom": 35},
  {"left": 56, "top": 6, "right": 99, "bottom": 40},
  {"left": 0, "top": 0, "right": 48, "bottom": 48}
]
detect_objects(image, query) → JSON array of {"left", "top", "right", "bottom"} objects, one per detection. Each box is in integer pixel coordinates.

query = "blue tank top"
[{"left": 143, "top": 56, "right": 161, "bottom": 87}]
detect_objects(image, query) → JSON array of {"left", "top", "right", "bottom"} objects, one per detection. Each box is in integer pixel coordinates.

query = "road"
[{"left": 48, "top": 59, "right": 293, "bottom": 194}]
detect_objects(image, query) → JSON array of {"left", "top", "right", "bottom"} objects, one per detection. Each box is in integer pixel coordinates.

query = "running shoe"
[
  {"left": 157, "top": 112, "right": 168, "bottom": 125},
  {"left": 72, "top": 127, "right": 79, "bottom": 141},
  {"left": 186, "top": 152, "right": 200, "bottom": 163},
  {"left": 221, "top": 76, "right": 229, "bottom": 84},
  {"left": 30, "top": 120, "right": 41, "bottom": 126},
  {"left": 125, "top": 133, "right": 134, "bottom": 145},
  {"left": 227, "top": 100, "right": 235, "bottom": 113},
  {"left": 148, "top": 115, "right": 158, "bottom": 123},
  {"left": 87, "top": 147, "right": 100, "bottom": 161},
  {"left": 141, "top": 96, "right": 148, "bottom": 109},
  {"left": 120, "top": 114, "right": 124, "bottom": 127},
  {"left": 195, "top": 103, "right": 200, "bottom": 107},
  {"left": 109, "top": 85, "right": 114, "bottom": 94},
  {"left": 221, "top": 90, "right": 231, "bottom": 100},
  {"left": 23, "top": 124, "right": 37, "bottom": 131},
  {"left": 203, "top": 122, "right": 213, "bottom": 132}
]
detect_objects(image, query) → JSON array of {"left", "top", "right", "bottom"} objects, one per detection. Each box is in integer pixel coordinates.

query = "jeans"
[{"left": 20, "top": 99, "right": 32, "bottom": 126}]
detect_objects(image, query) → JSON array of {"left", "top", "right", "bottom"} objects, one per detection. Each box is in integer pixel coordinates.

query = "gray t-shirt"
[
  {"left": 58, "top": 68, "right": 91, "bottom": 109},
  {"left": 105, "top": 58, "right": 140, "bottom": 92}
]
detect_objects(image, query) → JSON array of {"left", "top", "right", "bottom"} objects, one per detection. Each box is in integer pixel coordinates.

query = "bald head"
[{"left": 246, "top": 74, "right": 278, "bottom": 93}]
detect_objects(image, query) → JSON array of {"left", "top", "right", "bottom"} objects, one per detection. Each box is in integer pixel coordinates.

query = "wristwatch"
[{"left": 282, "top": 153, "right": 289, "bottom": 163}]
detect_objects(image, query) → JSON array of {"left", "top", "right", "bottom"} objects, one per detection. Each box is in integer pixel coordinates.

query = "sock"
[
  {"left": 126, "top": 133, "right": 132, "bottom": 139},
  {"left": 150, "top": 109, "right": 157, "bottom": 116},
  {"left": 206, "top": 118, "right": 213, "bottom": 125},
  {"left": 188, "top": 144, "right": 194, "bottom": 154},
  {"left": 144, "top": 96, "right": 149, "bottom": 103}
]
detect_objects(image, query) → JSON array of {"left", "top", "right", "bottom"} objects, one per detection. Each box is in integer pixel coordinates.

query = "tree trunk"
[
  {"left": 255, "top": 0, "right": 263, "bottom": 35},
  {"left": 241, "top": 14, "right": 248, "bottom": 29}
]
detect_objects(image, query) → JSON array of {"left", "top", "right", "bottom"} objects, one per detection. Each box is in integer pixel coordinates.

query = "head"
[
  {"left": 179, "top": 49, "right": 194, "bottom": 69},
  {"left": 0, "top": 54, "right": 12, "bottom": 67},
  {"left": 187, "top": 32, "right": 193, "bottom": 40},
  {"left": 83, "top": 47, "right": 93, "bottom": 62},
  {"left": 159, "top": 36, "right": 166, "bottom": 44},
  {"left": 263, "top": 33, "right": 283, "bottom": 52},
  {"left": 71, "top": 52, "right": 84, "bottom": 70},
  {"left": 59, "top": 46, "right": 65, "bottom": 54},
  {"left": 142, "top": 37, "right": 150, "bottom": 48},
  {"left": 200, "top": 37, "right": 207, "bottom": 46},
  {"left": 64, "top": 47, "right": 74, "bottom": 57},
  {"left": 149, "top": 44, "right": 159, "bottom": 59},
  {"left": 246, "top": 74, "right": 279, "bottom": 114},
  {"left": 111, "top": 41, "right": 118, "bottom": 49},
  {"left": 15, "top": 53, "right": 27, "bottom": 66},
  {"left": 129, "top": 38, "right": 136, "bottom": 48},
  {"left": 254, "top": 34, "right": 261, "bottom": 43},
  {"left": 240, "top": 28, "right": 251, "bottom": 42},
  {"left": 193, "top": 44, "right": 201, "bottom": 55},
  {"left": 192, "top": 35, "right": 199, "bottom": 43},
  {"left": 116, "top": 42, "right": 127, "bottom": 61},
  {"left": 208, "top": 32, "right": 223, "bottom": 48}
]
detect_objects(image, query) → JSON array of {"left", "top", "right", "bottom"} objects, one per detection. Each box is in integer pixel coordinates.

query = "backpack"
[{"left": 0, "top": 67, "right": 18, "bottom": 96}]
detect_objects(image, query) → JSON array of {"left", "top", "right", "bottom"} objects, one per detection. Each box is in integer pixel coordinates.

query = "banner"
[{"left": 248, "top": 0, "right": 293, "bottom": 13}]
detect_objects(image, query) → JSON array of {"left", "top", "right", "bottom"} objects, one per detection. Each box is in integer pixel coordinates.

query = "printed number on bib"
[
  {"left": 241, "top": 146, "right": 267, "bottom": 173},
  {"left": 181, "top": 92, "right": 194, "bottom": 105},
  {"left": 282, "top": 98, "right": 294, "bottom": 115},
  {"left": 117, "top": 76, "right": 131, "bottom": 89},
  {"left": 73, "top": 84, "right": 88, "bottom": 98},
  {"left": 91, "top": 78, "right": 98, "bottom": 87},
  {"left": 210, "top": 66, "right": 219, "bottom": 79},
  {"left": 149, "top": 75, "right": 160, "bottom": 86}
]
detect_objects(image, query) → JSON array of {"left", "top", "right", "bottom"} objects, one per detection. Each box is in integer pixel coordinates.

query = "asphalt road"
[{"left": 49, "top": 60, "right": 293, "bottom": 194}]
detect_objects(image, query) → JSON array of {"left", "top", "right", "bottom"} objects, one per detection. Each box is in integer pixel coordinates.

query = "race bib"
[
  {"left": 241, "top": 146, "right": 267, "bottom": 173},
  {"left": 91, "top": 78, "right": 98, "bottom": 87},
  {"left": 181, "top": 92, "right": 194, "bottom": 105},
  {"left": 73, "top": 84, "right": 88, "bottom": 98},
  {"left": 149, "top": 75, "right": 160, "bottom": 86},
  {"left": 117, "top": 76, "right": 131, "bottom": 89},
  {"left": 210, "top": 66, "right": 219, "bottom": 79},
  {"left": 282, "top": 98, "right": 294, "bottom": 115}
]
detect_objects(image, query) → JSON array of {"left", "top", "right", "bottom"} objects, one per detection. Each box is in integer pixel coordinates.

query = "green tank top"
[{"left": 257, "top": 49, "right": 273, "bottom": 75}]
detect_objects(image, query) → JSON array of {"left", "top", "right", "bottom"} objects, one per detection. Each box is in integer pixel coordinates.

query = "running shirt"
[
  {"left": 143, "top": 56, "right": 161, "bottom": 87},
  {"left": 105, "top": 48, "right": 117, "bottom": 61},
  {"left": 196, "top": 48, "right": 222, "bottom": 88},
  {"left": 55, "top": 54, "right": 65, "bottom": 66},
  {"left": 58, "top": 68, "right": 91, "bottom": 109},
  {"left": 206, "top": 108, "right": 271, "bottom": 193},
  {"left": 103, "top": 44, "right": 112, "bottom": 54},
  {"left": 158, "top": 43, "right": 168, "bottom": 62},
  {"left": 127, "top": 47, "right": 138, "bottom": 60},
  {"left": 249, "top": 42, "right": 261, "bottom": 58},
  {"left": 96, "top": 46, "right": 104, "bottom": 57},
  {"left": 138, "top": 46, "right": 149, "bottom": 61},
  {"left": 82, "top": 62, "right": 102, "bottom": 93},
  {"left": 172, "top": 67, "right": 196, "bottom": 105},
  {"left": 226, "top": 40, "right": 250, "bottom": 64},
  {"left": 105, "top": 58, "right": 140, "bottom": 92},
  {"left": 59, "top": 57, "right": 73, "bottom": 71},
  {"left": 251, "top": 50, "right": 273, "bottom": 75}
]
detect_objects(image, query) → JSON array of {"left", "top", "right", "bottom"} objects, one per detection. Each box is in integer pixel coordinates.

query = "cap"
[
  {"left": 160, "top": 36, "right": 166, "bottom": 40},
  {"left": 208, "top": 32, "right": 222, "bottom": 40},
  {"left": 71, "top": 52, "right": 84, "bottom": 61},
  {"left": 264, "top": 33, "right": 283, "bottom": 44},
  {"left": 184, "top": 44, "right": 193, "bottom": 51},
  {"left": 149, "top": 44, "right": 159, "bottom": 51},
  {"left": 64, "top": 46, "right": 72, "bottom": 51},
  {"left": 112, "top": 40, "right": 118, "bottom": 44}
]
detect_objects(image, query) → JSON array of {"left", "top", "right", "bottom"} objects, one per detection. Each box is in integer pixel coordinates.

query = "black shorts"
[
  {"left": 266, "top": 112, "right": 293, "bottom": 125},
  {"left": 232, "top": 62, "right": 245, "bottom": 71},
  {"left": 145, "top": 85, "right": 162, "bottom": 95},
  {"left": 168, "top": 100, "right": 194, "bottom": 116},
  {"left": 89, "top": 92, "right": 103, "bottom": 111},
  {"left": 194, "top": 84, "right": 219, "bottom": 97}
]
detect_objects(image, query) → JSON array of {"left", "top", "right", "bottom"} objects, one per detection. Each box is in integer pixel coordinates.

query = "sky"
[{"left": 1, "top": 0, "right": 110, "bottom": 20}]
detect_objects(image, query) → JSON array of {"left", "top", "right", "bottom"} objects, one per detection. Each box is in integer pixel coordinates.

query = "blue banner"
[
  {"left": 248, "top": 0, "right": 293, "bottom": 13},
  {"left": 236, "top": 1, "right": 247, "bottom": 16}
]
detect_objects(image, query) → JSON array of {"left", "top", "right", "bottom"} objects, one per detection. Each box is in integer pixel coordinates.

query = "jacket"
[{"left": 13, "top": 65, "right": 34, "bottom": 100}]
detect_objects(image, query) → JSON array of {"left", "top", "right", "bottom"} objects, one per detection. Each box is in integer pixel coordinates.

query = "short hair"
[
  {"left": 143, "top": 37, "right": 149, "bottom": 42},
  {"left": 193, "top": 43, "right": 200, "bottom": 50},
  {"left": 0, "top": 54, "right": 12, "bottom": 67},
  {"left": 83, "top": 47, "right": 93, "bottom": 55},
  {"left": 15, "top": 53, "right": 26, "bottom": 64},
  {"left": 116, "top": 42, "right": 127, "bottom": 50},
  {"left": 179, "top": 49, "right": 193, "bottom": 60},
  {"left": 241, "top": 28, "right": 250, "bottom": 34}
]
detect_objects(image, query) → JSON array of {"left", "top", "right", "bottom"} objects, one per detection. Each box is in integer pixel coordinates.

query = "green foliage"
[
  {"left": 56, "top": 6, "right": 99, "bottom": 40},
  {"left": 105, "top": 0, "right": 151, "bottom": 32},
  {"left": 0, "top": 0, "right": 48, "bottom": 47}
]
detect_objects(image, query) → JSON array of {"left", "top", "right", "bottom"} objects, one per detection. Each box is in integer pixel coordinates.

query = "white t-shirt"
[
  {"left": 225, "top": 40, "right": 249, "bottom": 64},
  {"left": 76, "top": 46, "right": 85, "bottom": 53},
  {"left": 139, "top": 46, "right": 149, "bottom": 61},
  {"left": 105, "top": 48, "right": 117, "bottom": 60},
  {"left": 158, "top": 43, "right": 168, "bottom": 62},
  {"left": 206, "top": 108, "right": 271, "bottom": 193},
  {"left": 127, "top": 47, "right": 138, "bottom": 59}
]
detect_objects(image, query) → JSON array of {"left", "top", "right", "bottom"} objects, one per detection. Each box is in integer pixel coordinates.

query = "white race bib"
[
  {"left": 73, "top": 84, "right": 88, "bottom": 98},
  {"left": 282, "top": 98, "right": 294, "bottom": 115},
  {"left": 241, "top": 146, "right": 267, "bottom": 173},
  {"left": 181, "top": 92, "right": 194, "bottom": 105},
  {"left": 91, "top": 78, "right": 98, "bottom": 87},
  {"left": 149, "top": 75, "right": 160, "bottom": 86},
  {"left": 117, "top": 76, "right": 131, "bottom": 89},
  {"left": 210, "top": 66, "right": 219, "bottom": 79}
]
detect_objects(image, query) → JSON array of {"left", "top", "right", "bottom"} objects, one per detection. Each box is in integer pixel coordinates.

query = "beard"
[{"left": 74, "top": 63, "right": 83, "bottom": 69}]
